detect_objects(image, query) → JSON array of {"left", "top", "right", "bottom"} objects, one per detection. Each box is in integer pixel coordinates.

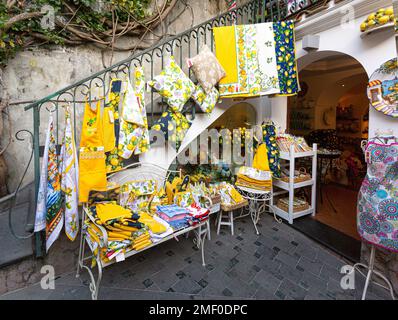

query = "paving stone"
[
  {"left": 278, "top": 262, "right": 304, "bottom": 284},
  {"left": 251, "top": 270, "right": 282, "bottom": 294},
  {"left": 171, "top": 277, "right": 203, "bottom": 295},
  {"left": 297, "top": 256, "right": 323, "bottom": 276},
  {"left": 275, "top": 251, "right": 300, "bottom": 268},
  {"left": 320, "top": 263, "right": 344, "bottom": 282},
  {"left": 278, "top": 278, "right": 308, "bottom": 300},
  {"left": 293, "top": 243, "right": 319, "bottom": 262},
  {"left": 298, "top": 273, "right": 328, "bottom": 292}
]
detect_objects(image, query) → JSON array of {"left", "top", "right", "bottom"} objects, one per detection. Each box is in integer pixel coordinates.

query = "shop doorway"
[{"left": 287, "top": 52, "right": 369, "bottom": 262}]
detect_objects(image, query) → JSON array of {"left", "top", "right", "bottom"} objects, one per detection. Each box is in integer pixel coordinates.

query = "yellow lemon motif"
[
  {"left": 385, "top": 7, "right": 394, "bottom": 16},
  {"left": 378, "top": 15, "right": 390, "bottom": 25},
  {"left": 110, "top": 158, "right": 119, "bottom": 166}
]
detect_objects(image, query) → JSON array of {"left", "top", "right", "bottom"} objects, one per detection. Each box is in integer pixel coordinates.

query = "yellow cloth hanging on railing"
[
  {"left": 103, "top": 104, "right": 116, "bottom": 153},
  {"left": 78, "top": 101, "right": 107, "bottom": 203}
]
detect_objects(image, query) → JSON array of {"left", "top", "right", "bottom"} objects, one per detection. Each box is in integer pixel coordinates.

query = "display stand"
[
  {"left": 353, "top": 245, "right": 395, "bottom": 300},
  {"left": 271, "top": 143, "right": 317, "bottom": 224},
  {"left": 75, "top": 163, "right": 211, "bottom": 300}
]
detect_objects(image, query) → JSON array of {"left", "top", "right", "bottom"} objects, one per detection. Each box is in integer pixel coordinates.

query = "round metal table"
[{"left": 235, "top": 185, "right": 281, "bottom": 235}]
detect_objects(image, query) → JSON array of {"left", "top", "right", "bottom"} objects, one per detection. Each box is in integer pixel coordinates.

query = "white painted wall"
[{"left": 271, "top": 2, "right": 398, "bottom": 138}]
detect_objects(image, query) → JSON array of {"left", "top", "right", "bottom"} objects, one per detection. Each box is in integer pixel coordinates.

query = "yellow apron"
[
  {"left": 252, "top": 143, "right": 270, "bottom": 172},
  {"left": 78, "top": 101, "right": 107, "bottom": 203}
]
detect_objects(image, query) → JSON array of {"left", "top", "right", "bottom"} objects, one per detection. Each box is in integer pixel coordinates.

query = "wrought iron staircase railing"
[{"left": 17, "top": 0, "right": 294, "bottom": 257}]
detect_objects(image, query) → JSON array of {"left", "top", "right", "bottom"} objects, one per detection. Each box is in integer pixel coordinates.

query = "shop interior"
[{"left": 286, "top": 53, "right": 369, "bottom": 260}]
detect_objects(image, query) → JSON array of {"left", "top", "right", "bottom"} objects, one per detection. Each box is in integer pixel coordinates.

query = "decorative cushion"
[
  {"left": 192, "top": 85, "right": 219, "bottom": 114},
  {"left": 151, "top": 109, "right": 191, "bottom": 150},
  {"left": 148, "top": 56, "right": 195, "bottom": 112},
  {"left": 188, "top": 45, "right": 226, "bottom": 95}
]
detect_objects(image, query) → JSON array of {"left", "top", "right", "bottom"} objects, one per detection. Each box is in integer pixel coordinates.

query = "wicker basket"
[
  {"left": 277, "top": 198, "right": 309, "bottom": 213},
  {"left": 280, "top": 167, "right": 311, "bottom": 183},
  {"left": 221, "top": 199, "right": 248, "bottom": 212}
]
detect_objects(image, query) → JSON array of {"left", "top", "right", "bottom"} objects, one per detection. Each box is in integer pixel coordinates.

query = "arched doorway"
[{"left": 287, "top": 51, "right": 369, "bottom": 261}]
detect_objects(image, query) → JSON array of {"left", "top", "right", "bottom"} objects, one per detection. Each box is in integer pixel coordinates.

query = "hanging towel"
[
  {"left": 105, "top": 79, "right": 125, "bottom": 173},
  {"left": 273, "top": 21, "right": 299, "bottom": 96},
  {"left": 118, "top": 67, "right": 150, "bottom": 159},
  {"left": 213, "top": 25, "right": 242, "bottom": 97},
  {"left": 79, "top": 101, "right": 107, "bottom": 203},
  {"left": 103, "top": 103, "right": 116, "bottom": 153},
  {"left": 60, "top": 106, "right": 79, "bottom": 241},
  {"left": 34, "top": 116, "right": 64, "bottom": 251},
  {"left": 256, "top": 23, "right": 281, "bottom": 95}
]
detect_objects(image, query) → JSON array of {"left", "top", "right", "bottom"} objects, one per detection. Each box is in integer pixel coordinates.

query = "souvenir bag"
[
  {"left": 119, "top": 180, "right": 160, "bottom": 213},
  {"left": 78, "top": 100, "right": 107, "bottom": 203}
]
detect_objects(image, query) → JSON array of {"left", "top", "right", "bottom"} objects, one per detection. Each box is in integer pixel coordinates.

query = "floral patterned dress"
[{"left": 357, "top": 140, "right": 398, "bottom": 252}]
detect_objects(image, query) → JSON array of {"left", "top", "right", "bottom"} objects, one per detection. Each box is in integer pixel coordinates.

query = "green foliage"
[{"left": 0, "top": 0, "right": 153, "bottom": 67}]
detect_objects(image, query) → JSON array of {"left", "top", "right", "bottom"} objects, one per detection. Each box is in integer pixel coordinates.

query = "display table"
[
  {"left": 77, "top": 205, "right": 210, "bottom": 300},
  {"left": 317, "top": 150, "right": 342, "bottom": 213},
  {"left": 236, "top": 185, "right": 280, "bottom": 235}
]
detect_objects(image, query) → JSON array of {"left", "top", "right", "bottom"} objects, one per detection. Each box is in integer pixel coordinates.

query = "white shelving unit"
[{"left": 271, "top": 144, "right": 317, "bottom": 224}]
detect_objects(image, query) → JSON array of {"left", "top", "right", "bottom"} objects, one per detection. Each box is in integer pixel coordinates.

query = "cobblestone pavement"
[{"left": 0, "top": 213, "right": 392, "bottom": 300}]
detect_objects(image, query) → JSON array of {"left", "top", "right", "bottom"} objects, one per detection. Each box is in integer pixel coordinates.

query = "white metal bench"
[{"left": 76, "top": 163, "right": 211, "bottom": 300}]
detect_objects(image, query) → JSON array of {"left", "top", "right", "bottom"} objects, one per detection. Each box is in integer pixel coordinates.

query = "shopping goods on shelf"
[
  {"left": 277, "top": 134, "right": 312, "bottom": 153},
  {"left": 276, "top": 197, "right": 309, "bottom": 213},
  {"left": 280, "top": 167, "right": 311, "bottom": 183},
  {"left": 236, "top": 166, "right": 272, "bottom": 191}
]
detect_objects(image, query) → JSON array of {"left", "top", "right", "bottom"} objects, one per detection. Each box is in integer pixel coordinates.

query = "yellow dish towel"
[
  {"left": 96, "top": 202, "right": 132, "bottom": 224},
  {"left": 252, "top": 144, "right": 270, "bottom": 172},
  {"left": 102, "top": 105, "right": 116, "bottom": 153},
  {"left": 138, "top": 212, "right": 167, "bottom": 234}
]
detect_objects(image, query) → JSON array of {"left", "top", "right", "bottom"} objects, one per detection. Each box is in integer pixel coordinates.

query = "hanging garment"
[
  {"left": 252, "top": 143, "right": 270, "bottom": 172},
  {"left": 60, "top": 106, "right": 79, "bottom": 241},
  {"left": 262, "top": 123, "right": 281, "bottom": 178},
  {"left": 105, "top": 79, "right": 125, "bottom": 173},
  {"left": 103, "top": 103, "right": 116, "bottom": 153},
  {"left": 357, "top": 139, "right": 398, "bottom": 252},
  {"left": 34, "top": 116, "right": 64, "bottom": 251},
  {"left": 79, "top": 101, "right": 107, "bottom": 203},
  {"left": 273, "top": 21, "right": 299, "bottom": 96},
  {"left": 118, "top": 67, "right": 150, "bottom": 159}
]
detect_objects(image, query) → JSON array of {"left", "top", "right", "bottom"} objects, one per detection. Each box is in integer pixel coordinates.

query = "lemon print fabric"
[
  {"left": 273, "top": 21, "right": 299, "bottom": 96},
  {"left": 213, "top": 22, "right": 298, "bottom": 98},
  {"left": 147, "top": 56, "right": 196, "bottom": 112},
  {"left": 118, "top": 67, "right": 150, "bottom": 160},
  {"left": 262, "top": 123, "right": 281, "bottom": 178},
  {"left": 191, "top": 84, "right": 219, "bottom": 114},
  {"left": 151, "top": 109, "right": 191, "bottom": 151}
]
